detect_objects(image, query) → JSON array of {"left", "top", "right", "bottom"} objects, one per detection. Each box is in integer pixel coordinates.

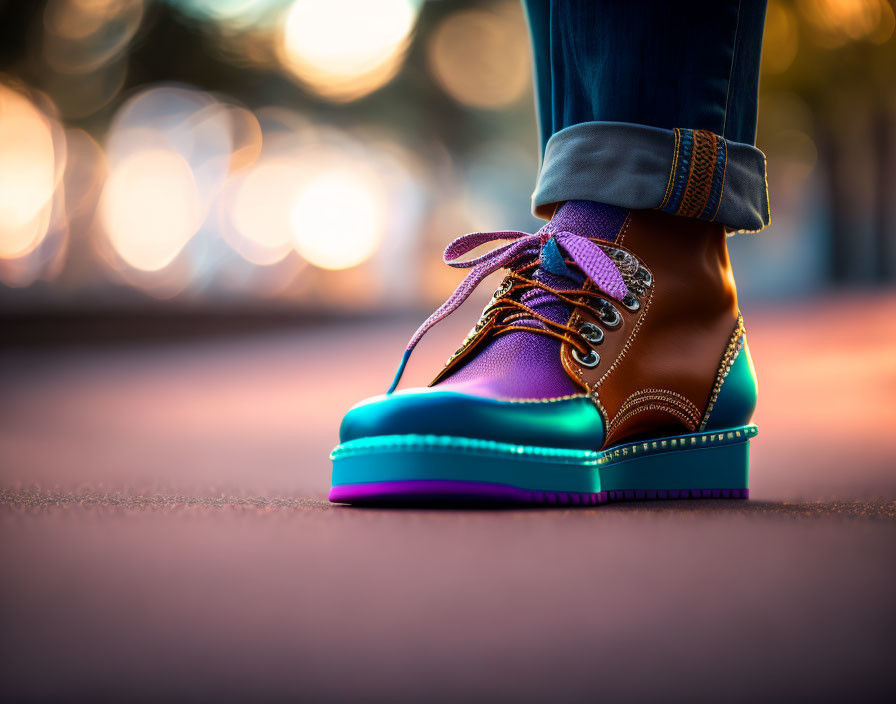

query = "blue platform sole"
[{"left": 330, "top": 425, "right": 757, "bottom": 505}]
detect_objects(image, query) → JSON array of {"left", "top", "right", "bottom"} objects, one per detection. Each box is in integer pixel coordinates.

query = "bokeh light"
[
  {"left": 218, "top": 111, "right": 404, "bottom": 274},
  {"left": 98, "top": 85, "right": 241, "bottom": 278},
  {"left": 427, "top": 2, "right": 530, "bottom": 110},
  {"left": 290, "top": 168, "right": 386, "bottom": 269},
  {"left": 762, "top": 2, "right": 800, "bottom": 74},
  {"left": 0, "top": 0, "right": 891, "bottom": 307},
  {"left": 798, "top": 0, "right": 896, "bottom": 47},
  {"left": 177, "top": 0, "right": 283, "bottom": 28},
  {"left": 279, "top": 0, "right": 418, "bottom": 102},
  {"left": 0, "top": 86, "right": 61, "bottom": 260},
  {"left": 226, "top": 106, "right": 264, "bottom": 172},
  {"left": 463, "top": 142, "right": 541, "bottom": 233},
  {"left": 105, "top": 86, "right": 234, "bottom": 210},
  {"left": 62, "top": 128, "right": 107, "bottom": 223},
  {"left": 44, "top": 58, "right": 128, "bottom": 120},
  {"left": 220, "top": 159, "right": 303, "bottom": 266},
  {"left": 99, "top": 149, "right": 202, "bottom": 271},
  {"left": 42, "top": 0, "right": 145, "bottom": 74}
]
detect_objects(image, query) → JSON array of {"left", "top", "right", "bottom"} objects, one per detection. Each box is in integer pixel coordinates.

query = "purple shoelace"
[{"left": 387, "top": 216, "right": 629, "bottom": 393}]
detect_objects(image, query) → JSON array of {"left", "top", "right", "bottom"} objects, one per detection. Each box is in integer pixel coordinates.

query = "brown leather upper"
[
  {"left": 562, "top": 210, "right": 739, "bottom": 448},
  {"left": 429, "top": 209, "right": 740, "bottom": 450}
]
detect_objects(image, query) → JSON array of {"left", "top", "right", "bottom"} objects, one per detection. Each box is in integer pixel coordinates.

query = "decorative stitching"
[
  {"left": 559, "top": 236, "right": 647, "bottom": 393},
  {"left": 678, "top": 130, "right": 719, "bottom": 218},
  {"left": 660, "top": 128, "right": 681, "bottom": 210},
  {"left": 699, "top": 315, "right": 746, "bottom": 430},
  {"left": 616, "top": 212, "right": 633, "bottom": 246},
  {"left": 720, "top": 0, "right": 743, "bottom": 139},
  {"left": 594, "top": 283, "right": 654, "bottom": 388},
  {"left": 604, "top": 403, "right": 698, "bottom": 447},
  {"left": 559, "top": 230, "right": 634, "bottom": 391},
  {"left": 436, "top": 311, "right": 497, "bottom": 374},
  {"left": 726, "top": 154, "right": 771, "bottom": 233},
  {"left": 611, "top": 403, "right": 697, "bottom": 433},
  {"left": 705, "top": 135, "right": 728, "bottom": 221},
  {"left": 591, "top": 392, "right": 609, "bottom": 427},
  {"left": 658, "top": 128, "right": 730, "bottom": 223},
  {"left": 612, "top": 388, "right": 701, "bottom": 426},
  {"left": 494, "top": 393, "right": 590, "bottom": 405},
  {"left": 676, "top": 130, "right": 704, "bottom": 217},
  {"left": 709, "top": 138, "right": 729, "bottom": 222},
  {"left": 606, "top": 389, "right": 701, "bottom": 444},
  {"left": 661, "top": 128, "right": 694, "bottom": 215}
]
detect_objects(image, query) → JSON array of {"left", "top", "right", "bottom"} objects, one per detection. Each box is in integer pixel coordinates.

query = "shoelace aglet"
[{"left": 386, "top": 350, "right": 412, "bottom": 394}]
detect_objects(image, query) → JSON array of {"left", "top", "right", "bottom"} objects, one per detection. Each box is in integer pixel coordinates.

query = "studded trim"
[
  {"left": 598, "top": 425, "right": 758, "bottom": 463},
  {"left": 332, "top": 424, "right": 759, "bottom": 463},
  {"left": 699, "top": 314, "right": 746, "bottom": 431}
]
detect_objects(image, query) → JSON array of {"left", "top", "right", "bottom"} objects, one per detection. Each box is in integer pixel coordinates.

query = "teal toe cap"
[{"left": 339, "top": 389, "right": 605, "bottom": 450}]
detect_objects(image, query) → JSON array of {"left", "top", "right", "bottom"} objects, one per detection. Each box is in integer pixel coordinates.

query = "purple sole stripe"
[{"left": 328, "top": 480, "right": 748, "bottom": 506}]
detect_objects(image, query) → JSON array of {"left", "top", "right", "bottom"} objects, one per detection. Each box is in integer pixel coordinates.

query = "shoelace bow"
[{"left": 387, "top": 225, "right": 628, "bottom": 393}]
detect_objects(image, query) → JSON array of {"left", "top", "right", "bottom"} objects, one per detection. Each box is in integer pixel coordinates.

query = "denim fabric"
[
  {"left": 523, "top": 0, "right": 770, "bottom": 232},
  {"left": 533, "top": 121, "right": 770, "bottom": 231}
]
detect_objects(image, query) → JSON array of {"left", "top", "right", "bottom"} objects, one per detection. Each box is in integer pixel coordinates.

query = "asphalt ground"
[{"left": 1, "top": 292, "right": 894, "bottom": 703}]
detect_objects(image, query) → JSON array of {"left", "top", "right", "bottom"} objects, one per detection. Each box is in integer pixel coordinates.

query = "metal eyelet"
[
  {"left": 578, "top": 322, "right": 604, "bottom": 345},
  {"left": 634, "top": 267, "right": 652, "bottom": 288},
  {"left": 572, "top": 348, "right": 600, "bottom": 368},
  {"left": 604, "top": 247, "right": 639, "bottom": 275},
  {"left": 604, "top": 246, "right": 627, "bottom": 262},
  {"left": 597, "top": 301, "right": 621, "bottom": 328},
  {"left": 622, "top": 293, "right": 641, "bottom": 312},
  {"left": 493, "top": 279, "right": 512, "bottom": 298}
]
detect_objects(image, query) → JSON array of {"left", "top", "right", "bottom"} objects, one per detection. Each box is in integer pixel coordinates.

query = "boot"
[{"left": 330, "top": 201, "right": 758, "bottom": 504}]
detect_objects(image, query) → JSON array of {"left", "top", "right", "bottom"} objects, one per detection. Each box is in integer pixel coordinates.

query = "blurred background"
[
  {"left": 1, "top": 4, "right": 895, "bottom": 701},
  {"left": 0, "top": 0, "right": 894, "bottom": 325}
]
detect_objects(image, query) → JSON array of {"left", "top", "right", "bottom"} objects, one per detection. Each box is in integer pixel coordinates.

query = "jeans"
[{"left": 523, "top": 0, "right": 770, "bottom": 232}]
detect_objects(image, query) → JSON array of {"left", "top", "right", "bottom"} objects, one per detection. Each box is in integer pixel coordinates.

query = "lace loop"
[{"left": 387, "top": 226, "right": 628, "bottom": 393}]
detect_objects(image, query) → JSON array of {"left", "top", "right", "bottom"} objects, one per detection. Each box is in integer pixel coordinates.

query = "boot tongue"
[{"left": 436, "top": 201, "right": 628, "bottom": 400}]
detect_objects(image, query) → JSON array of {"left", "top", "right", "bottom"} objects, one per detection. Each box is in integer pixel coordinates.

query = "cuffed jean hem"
[{"left": 532, "top": 121, "right": 770, "bottom": 233}]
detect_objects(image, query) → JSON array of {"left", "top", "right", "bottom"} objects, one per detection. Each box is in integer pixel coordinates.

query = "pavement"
[{"left": 1, "top": 292, "right": 895, "bottom": 703}]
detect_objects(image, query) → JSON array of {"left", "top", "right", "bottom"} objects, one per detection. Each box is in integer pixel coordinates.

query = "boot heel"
[{"left": 598, "top": 426, "right": 755, "bottom": 500}]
